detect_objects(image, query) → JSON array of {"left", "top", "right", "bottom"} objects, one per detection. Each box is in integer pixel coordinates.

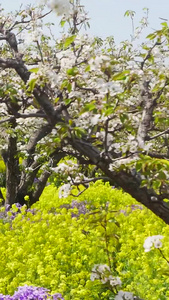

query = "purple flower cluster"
[
  {"left": 60, "top": 200, "right": 89, "bottom": 218},
  {"left": 119, "top": 204, "right": 143, "bottom": 216},
  {"left": 0, "top": 204, "right": 37, "bottom": 221},
  {"left": 71, "top": 200, "right": 88, "bottom": 217},
  {"left": 0, "top": 285, "right": 64, "bottom": 300}
]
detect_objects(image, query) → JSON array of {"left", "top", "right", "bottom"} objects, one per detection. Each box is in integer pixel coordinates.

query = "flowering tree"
[{"left": 1, "top": 0, "right": 169, "bottom": 224}]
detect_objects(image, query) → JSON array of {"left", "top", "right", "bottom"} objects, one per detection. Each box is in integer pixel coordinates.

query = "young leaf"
[
  {"left": 64, "top": 35, "right": 76, "bottom": 48},
  {"left": 28, "top": 78, "right": 37, "bottom": 92},
  {"left": 29, "top": 68, "right": 39, "bottom": 73}
]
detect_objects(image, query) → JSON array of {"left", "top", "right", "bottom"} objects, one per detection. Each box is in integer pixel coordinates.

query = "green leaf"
[
  {"left": 69, "top": 119, "right": 73, "bottom": 126},
  {"left": 61, "top": 79, "right": 72, "bottom": 91},
  {"left": 146, "top": 33, "right": 157, "bottom": 40},
  {"left": 152, "top": 180, "right": 161, "bottom": 190},
  {"left": 54, "top": 97, "right": 60, "bottom": 104},
  {"left": 136, "top": 162, "right": 143, "bottom": 172},
  {"left": 112, "top": 70, "right": 130, "bottom": 81},
  {"left": 60, "top": 20, "right": 66, "bottom": 27},
  {"left": 104, "top": 107, "right": 115, "bottom": 116},
  {"left": 120, "top": 113, "right": 128, "bottom": 123},
  {"left": 64, "top": 35, "right": 76, "bottom": 48},
  {"left": 124, "top": 10, "right": 135, "bottom": 18},
  {"left": 74, "top": 127, "right": 86, "bottom": 138},
  {"left": 29, "top": 68, "right": 39, "bottom": 73},
  {"left": 67, "top": 82, "right": 72, "bottom": 93},
  {"left": 161, "top": 22, "right": 168, "bottom": 27},
  {"left": 140, "top": 179, "right": 147, "bottom": 187},
  {"left": 61, "top": 79, "right": 69, "bottom": 89},
  {"left": 67, "top": 67, "right": 78, "bottom": 76},
  {"left": 85, "top": 65, "right": 90, "bottom": 72},
  {"left": 64, "top": 98, "right": 72, "bottom": 105},
  {"left": 28, "top": 78, "right": 37, "bottom": 92},
  {"left": 158, "top": 171, "right": 166, "bottom": 180},
  {"left": 82, "top": 102, "right": 96, "bottom": 112}
]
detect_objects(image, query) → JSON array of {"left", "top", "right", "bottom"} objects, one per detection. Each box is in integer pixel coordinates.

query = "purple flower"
[
  {"left": 5, "top": 205, "right": 10, "bottom": 212},
  {"left": 12, "top": 285, "right": 49, "bottom": 300},
  {"left": 15, "top": 203, "right": 22, "bottom": 209},
  {"left": 71, "top": 200, "right": 88, "bottom": 218},
  {"left": 0, "top": 285, "right": 64, "bottom": 300},
  {"left": 0, "top": 294, "right": 12, "bottom": 300},
  {"left": 52, "top": 294, "right": 64, "bottom": 300}
]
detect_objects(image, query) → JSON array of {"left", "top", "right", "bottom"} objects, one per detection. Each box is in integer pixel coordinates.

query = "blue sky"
[{"left": 1, "top": 0, "right": 169, "bottom": 43}]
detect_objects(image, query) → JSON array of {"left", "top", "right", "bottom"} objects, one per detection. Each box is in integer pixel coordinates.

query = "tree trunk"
[{"left": 5, "top": 120, "right": 19, "bottom": 206}]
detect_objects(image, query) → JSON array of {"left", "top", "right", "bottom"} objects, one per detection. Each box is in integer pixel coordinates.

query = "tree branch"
[
  {"left": 70, "top": 137, "right": 169, "bottom": 224},
  {"left": 146, "top": 127, "right": 169, "bottom": 140}
]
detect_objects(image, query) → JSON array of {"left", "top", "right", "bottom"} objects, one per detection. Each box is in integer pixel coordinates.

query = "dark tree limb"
[
  {"left": 30, "top": 171, "right": 50, "bottom": 206},
  {"left": 71, "top": 137, "right": 169, "bottom": 225}
]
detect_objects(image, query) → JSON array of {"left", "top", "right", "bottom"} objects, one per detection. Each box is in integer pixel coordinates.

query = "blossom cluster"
[
  {"left": 143, "top": 235, "right": 164, "bottom": 252},
  {"left": 42, "top": 0, "right": 71, "bottom": 16},
  {"left": 91, "top": 264, "right": 122, "bottom": 287},
  {"left": 115, "top": 290, "right": 133, "bottom": 300}
]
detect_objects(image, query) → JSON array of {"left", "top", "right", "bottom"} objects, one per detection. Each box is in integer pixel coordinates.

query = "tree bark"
[{"left": 5, "top": 120, "right": 20, "bottom": 205}]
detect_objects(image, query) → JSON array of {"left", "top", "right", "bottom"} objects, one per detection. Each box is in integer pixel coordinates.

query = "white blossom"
[
  {"left": 53, "top": 161, "right": 78, "bottom": 174},
  {"left": 90, "top": 264, "right": 121, "bottom": 287},
  {"left": 97, "top": 264, "right": 110, "bottom": 273},
  {"left": 90, "top": 114, "right": 100, "bottom": 126},
  {"left": 58, "top": 183, "right": 71, "bottom": 198},
  {"left": 96, "top": 80, "right": 123, "bottom": 96},
  {"left": 90, "top": 271, "right": 100, "bottom": 281},
  {"left": 152, "top": 47, "right": 161, "bottom": 58},
  {"left": 143, "top": 235, "right": 164, "bottom": 252},
  {"left": 20, "top": 30, "right": 42, "bottom": 48},
  {"left": 109, "top": 276, "right": 122, "bottom": 287},
  {"left": 43, "top": 0, "right": 71, "bottom": 16},
  {"left": 115, "top": 290, "right": 133, "bottom": 300},
  {"left": 109, "top": 157, "right": 134, "bottom": 171}
]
